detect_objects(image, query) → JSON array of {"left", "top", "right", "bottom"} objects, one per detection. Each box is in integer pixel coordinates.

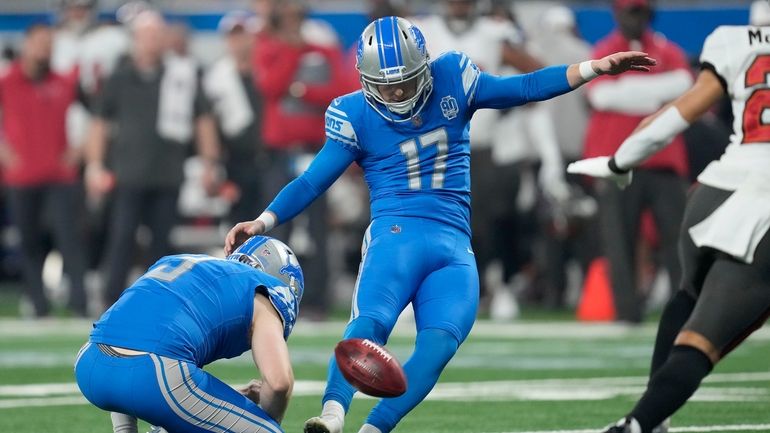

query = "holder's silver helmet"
[
  {"left": 356, "top": 16, "right": 433, "bottom": 122},
  {"left": 227, "top": 235, "right": 304, "bottom": 339}
]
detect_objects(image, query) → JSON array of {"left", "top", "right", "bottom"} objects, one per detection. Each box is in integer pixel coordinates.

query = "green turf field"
[{"left": 1, "top": 318, "right": 769, "bottom": 433}]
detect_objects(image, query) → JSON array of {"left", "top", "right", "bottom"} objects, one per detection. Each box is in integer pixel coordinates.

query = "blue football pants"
[
  {"left": 322, "top": 216, "right": 479, "bottom": 432},
  {"left": 75, "top": 343, "right": 283, "bottom": 433}
]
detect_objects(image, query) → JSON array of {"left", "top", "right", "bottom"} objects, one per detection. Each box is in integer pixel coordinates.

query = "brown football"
[{"left": 334, "top": 338, "right": 407, "bottom": 398}]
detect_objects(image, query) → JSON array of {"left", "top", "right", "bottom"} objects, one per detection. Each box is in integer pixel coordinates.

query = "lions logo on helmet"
[
  {"left": 227, "top": 236, "right": 304, "bottom": 339},
  {"left": 356, "top": 16, "right": 434, "bottom": 122},
  {"left": 409, "top": 25, "right": 428, "bottom": 57}
]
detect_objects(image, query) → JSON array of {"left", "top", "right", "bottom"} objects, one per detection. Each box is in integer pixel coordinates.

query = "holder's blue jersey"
[
  {"left": 90, "top": 255, "right": 284, "bottom": 367},
  {"left": 326, "top": 51, "right": 480, "bottom": 234}
]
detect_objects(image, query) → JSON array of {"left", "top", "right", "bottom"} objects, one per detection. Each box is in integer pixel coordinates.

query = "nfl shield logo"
[{"left": 440, "top": 95, "right": 459, "bottom": 120}]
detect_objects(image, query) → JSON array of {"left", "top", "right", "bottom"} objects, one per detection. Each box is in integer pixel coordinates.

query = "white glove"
[{"left": 566, "top": 156, "right": 633, "bottom": 189}]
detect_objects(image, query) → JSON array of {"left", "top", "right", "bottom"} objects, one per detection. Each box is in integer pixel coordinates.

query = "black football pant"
[
  {"left": 6, "top": 183, "right": 88, "bottom": 316},
  {"left": 674, "top": 184, "right": 770, "bottom": 358},
  {"left": 262, "top": 149, "right": 329, "bottom": 315},
  {"left": 102, "top": 186, "right": 179, "bottom": 307},
  {"left": 596, "top": 169, "right": 686, "bottom": 322}
]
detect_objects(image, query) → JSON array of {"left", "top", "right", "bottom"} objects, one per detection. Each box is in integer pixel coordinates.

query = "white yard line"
[
  {"left": 2, "top": 318, "right": 769, "bottom": 341},
  {"left": 0, "top": 396, "right": 86, "bottom": 409},
  {"left": 3, "top": 372, "right": 770, "bottom": 402}
]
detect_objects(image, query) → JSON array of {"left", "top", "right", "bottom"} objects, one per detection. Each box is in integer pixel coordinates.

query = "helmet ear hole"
[{"left": 368, "top": 35, "right": 373, "bottom": 45}]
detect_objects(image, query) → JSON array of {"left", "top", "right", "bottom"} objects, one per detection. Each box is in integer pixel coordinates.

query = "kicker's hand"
[
  {"left": 567, "top": 156, "right": 633, "bottom": 189},
  {"left": 224, "top": 220, "right": 266, "bottom": 256},
  {"left": 593, "top": 51, "right": 657, "bottom": 76},
  {"left": 238, "top": 379, "right": 262, "bottom": 405}
]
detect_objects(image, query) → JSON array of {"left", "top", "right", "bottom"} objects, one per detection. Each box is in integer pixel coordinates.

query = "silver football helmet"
[
  {"left": 356, "top": 16, "right": 433, "bottom": 122},
  {"left": 227, "top": 235, "right": 304, "bottom": 338}
]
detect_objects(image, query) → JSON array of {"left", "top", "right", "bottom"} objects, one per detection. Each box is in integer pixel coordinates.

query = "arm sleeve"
[
  {"left": 472, "top": 65, "right": 571, "bottom": 110},
  {"left": 613, "top": 106, "right": 691, "bottom": 169},
  {"left": 266, "top": 139, "right": 357, "bottom": 224}
]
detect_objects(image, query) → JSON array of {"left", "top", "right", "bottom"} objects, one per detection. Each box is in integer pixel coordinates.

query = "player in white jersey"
[{"left": 568, "top": 20, "right": 770, "bottom": 433}]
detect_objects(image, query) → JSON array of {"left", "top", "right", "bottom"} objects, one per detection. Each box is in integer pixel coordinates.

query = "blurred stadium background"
[{"left": 0, "top": 0, "right": 768, "bottom": 432}]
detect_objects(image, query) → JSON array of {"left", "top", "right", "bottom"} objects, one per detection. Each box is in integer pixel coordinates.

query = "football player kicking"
[
  {"left": 75, "top": 236, "right": 304, "bottom": 433},
  {"left": 568, "top": 17, "right": 770, "bottom": 433},
  {"left": 225, "top": 16, "right": 653, "bottom": 433}
]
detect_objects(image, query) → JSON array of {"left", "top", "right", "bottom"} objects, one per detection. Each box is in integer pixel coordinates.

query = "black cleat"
[{"left": 603, "top": 417, "right": 641, "bottom": 433}]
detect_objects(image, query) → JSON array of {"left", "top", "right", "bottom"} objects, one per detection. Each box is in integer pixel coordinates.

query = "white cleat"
[{"left": 304, "top": 415, "right": 344, "bottom": 433}]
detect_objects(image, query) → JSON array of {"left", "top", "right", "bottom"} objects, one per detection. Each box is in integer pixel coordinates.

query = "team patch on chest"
[{"left": 440, "top": 95, "right": 459, "bottom": 120}]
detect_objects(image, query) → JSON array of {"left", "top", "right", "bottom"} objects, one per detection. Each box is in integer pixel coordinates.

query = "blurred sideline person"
[
  {"left": 165, "top": 22, "right": 191, "bottom": 59},
  {"left": 251, "top": 0, "right": 339, "bottom": 48},
  {"left": 252, "top": 0, "right": 353, "bottom": 318},
  {"left": 412, "top": 0, "right": 567, "bottom": 315},
  {"left": 0, "top": 23, "right": 89, "bottom": 317},
  {"left": 52, "top": 0, "right": 100, "bottom": 74},
  {"left": 482, "top": 2, "right": 572, "bottom": 318},
  {"left": 530, "top": 5, "right": 592, "bottom": 165},
  {"left": 52, "top": 0, "right": 129, "bottom": 282},
  {"left": 568, "top": 15, "right": 770, "bottom": 433},
  {"left": 527, "top": 5, "right": 596, "bottom": 308},
  {"left": 225, "top": 16, "right": 654, "bottom": 433},
  {"left": 53, "top": 0, "right": 130, "bottom": 157},
  {"left": 85, "top": 11, "right": 220, "bottom": 307},
  {"left": 76, "top": 236, "right": 303, "bottom": 433},
  {"left": 584, "top": 0, "right": 692, "bottom": 323},
  {"left": 205, "top": 12, "right": 265, "bottom": 225}
]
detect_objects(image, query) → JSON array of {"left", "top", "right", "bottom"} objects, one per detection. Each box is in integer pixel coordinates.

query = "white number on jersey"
[
  {"left": 145, "top": 255, "right": 219, "bottom": 282},
  {"left": 399, "top": 127, "right": 449, "bottom": 190}
]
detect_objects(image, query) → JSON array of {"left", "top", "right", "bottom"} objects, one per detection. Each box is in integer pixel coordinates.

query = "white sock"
[
  {"left": 321, "top": 400, "right": 345, "bottom": 421},
  {"left": 358, "top": 423, "right": 382, "bottom": 433},
  {"left": 110, "top": 412, "right": 138, "bottom": 433}
]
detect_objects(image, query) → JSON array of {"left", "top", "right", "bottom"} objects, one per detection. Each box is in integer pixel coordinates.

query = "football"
[{"left": 334, "top": 338, "right": 407, "bottom": 398}]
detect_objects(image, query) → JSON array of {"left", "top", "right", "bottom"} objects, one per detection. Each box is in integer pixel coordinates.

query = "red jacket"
[
  {"left": 0, "top": 63, "right": 78, "bottom": 186},
  {"left": 253, "top": 33, "right": 355, "bottom": 150},
  {"left": 584, "top": 30, "right": 689, "bottom": 177}
]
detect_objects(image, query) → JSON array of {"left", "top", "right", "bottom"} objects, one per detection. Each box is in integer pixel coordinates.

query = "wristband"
[
  {"left": 579, "top": 60, "right": 599, "bottom": 81},
  {"left": 608, "top": 157, "right": 630, "bottom": 174},
  {"left": 256, "top": 212, "right": 277, "bottom": 232}
]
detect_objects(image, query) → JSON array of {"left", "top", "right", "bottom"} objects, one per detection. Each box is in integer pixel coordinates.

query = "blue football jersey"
[
  {"left": 90, "top": 255, "right": 285, "bottom": 367},
  {"left": 324, "top": 51, "right": 481, "bottom": 235}
]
